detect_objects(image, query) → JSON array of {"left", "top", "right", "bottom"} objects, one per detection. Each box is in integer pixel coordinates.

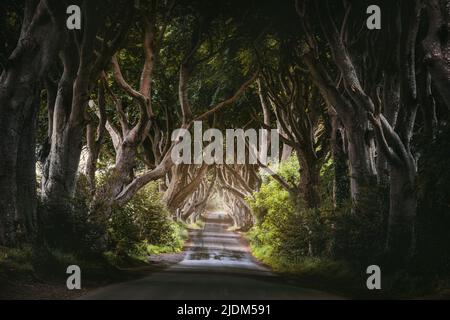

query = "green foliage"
[
  {"left": 248, "top": 239, "right": 352, "bottom": 281},
  {"left": 249, "top": 155, "right": 298, "bottom": 224},
  {"left": 247, "top": 154, "right": 387, "bottom": 271},
  {"left": 248, "top": 155, "right": 319, "bottom": 261},
  {"left": 245, "top": 155, "right": 391, "bottom": 297},
  {"left": 37, "top": 174, "right": 186, "bottom": 265},
  {"left": 248, "top": 155, "right": 331, "bottom": 260},
  {"left": 107, "top": 182, "right": 186, "bottom": 259}
]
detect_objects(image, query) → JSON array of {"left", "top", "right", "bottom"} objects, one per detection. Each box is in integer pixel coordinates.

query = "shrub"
[
  {"left": 247, "top": 154, "right": 387, "bottom": 268},
  {"left": 37, "top": 173, "right": 186, "bottom": 261},
  {"left": 107, "top": 182, "right": 186, "bottom": 258}
]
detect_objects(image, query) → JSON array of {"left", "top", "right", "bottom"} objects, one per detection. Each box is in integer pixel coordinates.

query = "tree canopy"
[{"left": 1, "top": 0, "right": 449, "bottom": 297}]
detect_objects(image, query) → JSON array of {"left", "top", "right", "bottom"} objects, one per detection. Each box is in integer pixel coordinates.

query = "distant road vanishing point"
[{"left": 80, "top": 211, "right": 343, "bottom": 300}]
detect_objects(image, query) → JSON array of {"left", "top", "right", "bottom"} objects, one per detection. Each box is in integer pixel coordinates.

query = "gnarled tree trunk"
[
  {"left": 42, "top": 1, "right": 133, "bottom": 213},
  {"left": 0, "top": 0, "right": 63, "bottom": 245}
]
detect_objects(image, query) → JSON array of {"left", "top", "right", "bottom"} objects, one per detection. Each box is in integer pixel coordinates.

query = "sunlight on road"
[{"left": 171, "top": 211, "right": 271, "bottom": 274}]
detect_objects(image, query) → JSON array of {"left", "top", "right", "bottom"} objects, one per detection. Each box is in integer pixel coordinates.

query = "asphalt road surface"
[{"left": 81, "top": 211, "right": 342, "bottom": 300}]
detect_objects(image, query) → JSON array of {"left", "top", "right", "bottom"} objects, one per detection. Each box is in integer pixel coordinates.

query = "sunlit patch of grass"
[
  {"left": 186, "top": 222, "right": 203, "bottom": 230},
  {"left": 128, "top": 222, "right": 189, "bottom": 262},
  {"left": 186, "top": 219, "right": 205, "bottom": 230},
  {"left": 123, "top": 243, "right": 184, "bottom": 264},
  {"left": 145, "top": 244, "right": 183, "bottom": 255}
]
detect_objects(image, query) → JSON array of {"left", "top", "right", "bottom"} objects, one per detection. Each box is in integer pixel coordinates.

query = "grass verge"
[
  {"left": 0, "top": 223, "right": 189, "bottom": 300},
  {"left": 247, "top": 241, "right": 450, "bottom": 299}
]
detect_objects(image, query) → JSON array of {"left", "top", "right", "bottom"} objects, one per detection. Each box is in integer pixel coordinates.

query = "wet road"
[{"left": 81, "top": 211, "right": 342, "bottom": 299}]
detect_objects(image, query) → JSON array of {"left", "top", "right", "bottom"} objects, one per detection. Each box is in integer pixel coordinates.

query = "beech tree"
[
  {"left": 90, "top": 3, "right": 258, "bottom": 214},
  {"left": 91, "top": 3, "right": 175, "bottom": 211},
  {"left": 0, "top": 0, "right": 65, "bottom": 245},
  {"left": 295, "top": 0, "right": 434, "bottom": 262},
  {"left": 259, "top": 58, "right": 329, "bottom": 209},
  {"left": 41, "top": 0, "right": 134, "bottom": 215},
  {"left": 217, "top": 164, "right": 259, "bottom": 229}
]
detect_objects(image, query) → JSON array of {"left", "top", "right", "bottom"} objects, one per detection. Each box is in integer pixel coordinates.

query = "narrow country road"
[{"left": 81, "top": 212, "right": 342, "bottom": 299}]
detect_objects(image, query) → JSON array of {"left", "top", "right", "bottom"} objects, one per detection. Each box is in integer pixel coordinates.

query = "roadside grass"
[
  {"left": 227, "top": 225, "right": 240, "bottom": 232},
  {"left": 247, "top": 241, "right": 450, "bottom": 299},
  {"left": 0, "top": 244, "right": 144, "bottom": 299},
  {"left": 186, "top": 218, "right": 206, "bottom": 230},
  {"left": 247, "top": 242, "right": 368, "bottom": 298},
  {"left": 105, "top": 221, "right": 189, "bottom": 264},
  {"left": 0, "top": 221, "right": 190, "bottom": 299},
  {"left": 132, "top": 222, "right": 189, "bottom": 260},
  {"left": 0, "top": 245, "right": 130, "bottom": 283},
  {"left": 0, "top": 220, "right": 190, "bottom": 280}
]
